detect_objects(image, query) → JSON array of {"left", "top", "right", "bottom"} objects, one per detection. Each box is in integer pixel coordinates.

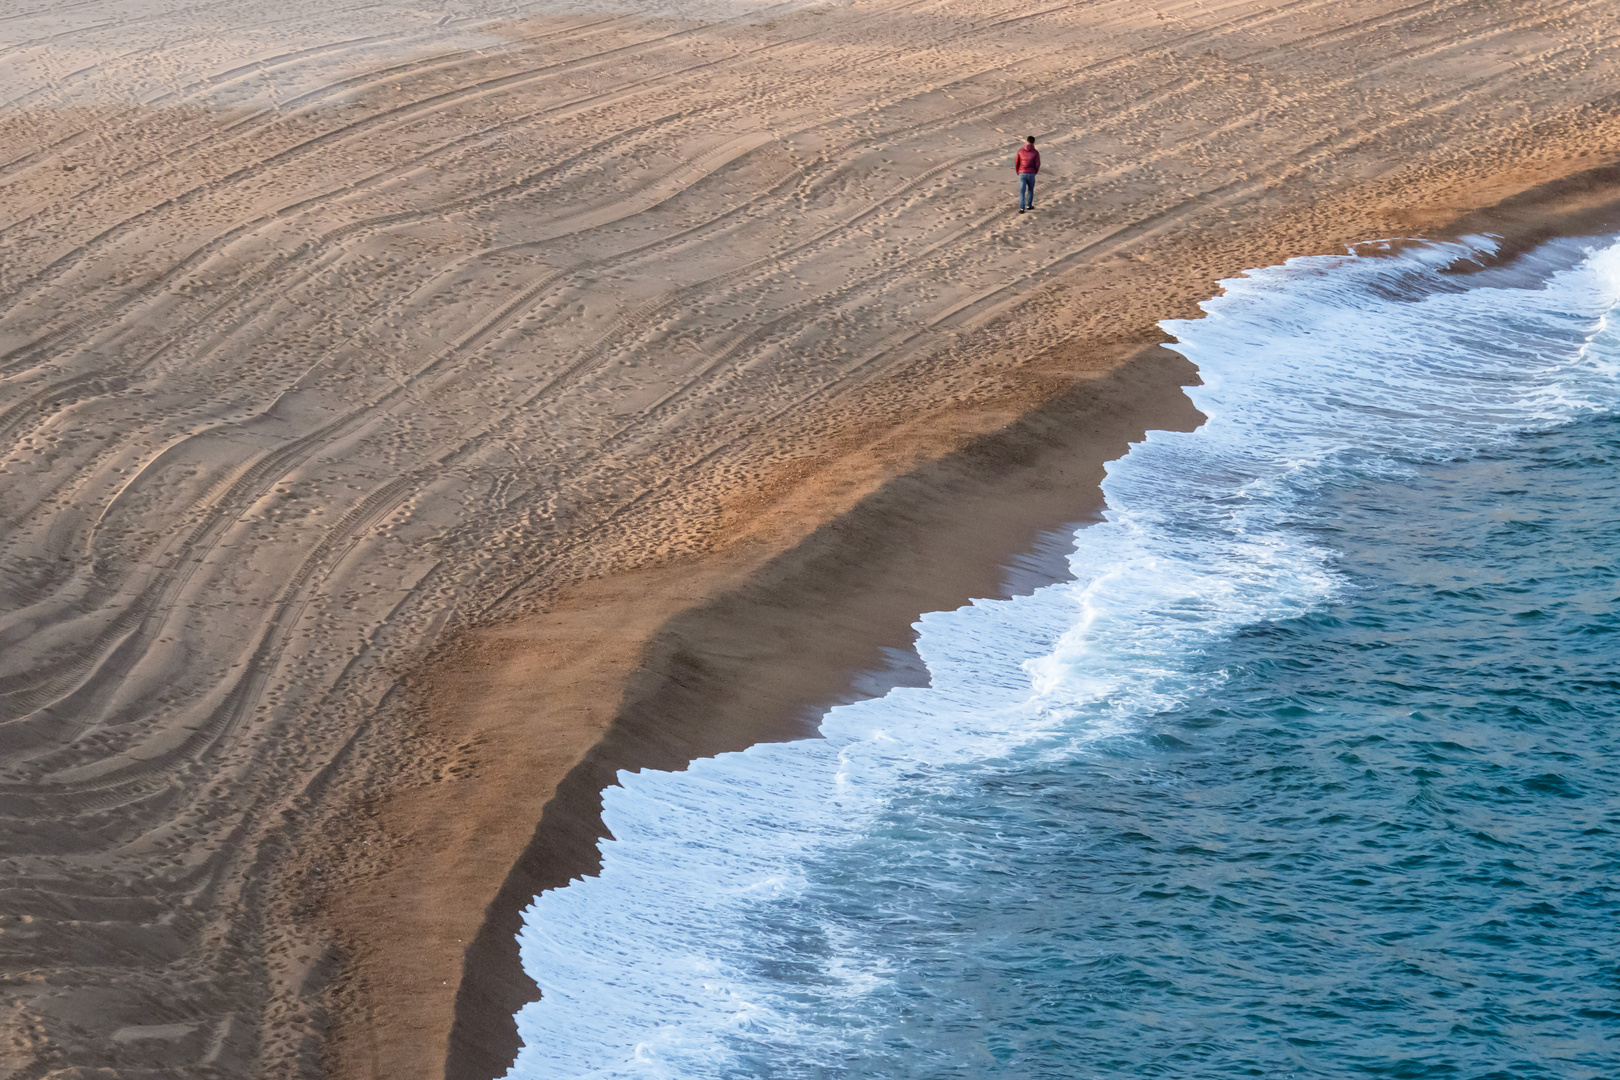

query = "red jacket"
[{"left": 1015, "top": 145, "right": 1040, "bottom": 174}]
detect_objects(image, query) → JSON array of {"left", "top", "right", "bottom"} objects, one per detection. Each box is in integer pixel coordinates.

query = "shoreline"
[
  {"left": 310, "top": 162, "right": 1620, "bottom": 1080},
  {"left": 7, "top": 3, "right": 1620, "bottom": 1078},
  {"left": 446, "top": 342, "right": 1206, "bottom": 1080},
  {"left": 430, "top": 168, "right": 1620, "bottom": 1080}
]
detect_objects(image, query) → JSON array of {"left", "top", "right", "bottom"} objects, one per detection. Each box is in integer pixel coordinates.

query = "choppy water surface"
[
  {"left": 506, "top": 235, "right": 1620, "bottom": 1079},
  {"left": 819, "top": 419, "right": 1620, "bottom": 1079}
]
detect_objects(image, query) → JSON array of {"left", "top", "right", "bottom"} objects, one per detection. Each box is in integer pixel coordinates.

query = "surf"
[{"left": 503, "top": 233, "right": 1620, "bottom": 1078}]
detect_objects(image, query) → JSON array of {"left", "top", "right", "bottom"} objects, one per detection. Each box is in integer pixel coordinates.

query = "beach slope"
[{"left": 1, "top": 0, "right": 1619, "bottom": 1076}]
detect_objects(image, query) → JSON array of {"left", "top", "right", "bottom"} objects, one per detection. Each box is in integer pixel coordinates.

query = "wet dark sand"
[
  {"left": 6, "top": 2, "right": 1620, "bottom": 1077},
  {"left": 432, "top": 165, "right": 1620, "bottom": 1080}
]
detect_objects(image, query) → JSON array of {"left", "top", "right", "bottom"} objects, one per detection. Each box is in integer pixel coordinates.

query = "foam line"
[{"left": 505, "top": 234, "right": 1620, "bottom": 1079}]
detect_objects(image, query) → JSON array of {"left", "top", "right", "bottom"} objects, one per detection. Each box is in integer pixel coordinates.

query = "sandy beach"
[{"left": 3, "top": 0, "right": 1620, "bottom": 1076}]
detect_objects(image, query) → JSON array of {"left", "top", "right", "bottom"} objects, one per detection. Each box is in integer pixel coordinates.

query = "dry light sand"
[{"left": 3, "top": 0, "right": 1620, "bottom": 1077}]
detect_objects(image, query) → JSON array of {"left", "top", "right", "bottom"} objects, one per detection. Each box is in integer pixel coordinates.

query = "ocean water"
[{"left": 505, "top": 234, "right": 1620, "bottom": 1079}]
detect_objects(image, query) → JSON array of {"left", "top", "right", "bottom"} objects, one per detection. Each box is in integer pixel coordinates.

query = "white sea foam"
[{"left": 504, "top": 235, "right": 1620, "bottom": 1078}]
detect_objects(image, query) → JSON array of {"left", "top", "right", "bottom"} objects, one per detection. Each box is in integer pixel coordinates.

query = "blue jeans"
[{"left": 1019, "top": 172, "right": 1036, "bottom": 208}]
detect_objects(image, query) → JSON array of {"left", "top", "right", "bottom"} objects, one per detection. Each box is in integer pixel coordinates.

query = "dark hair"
[{"left": 1026, "top": 135, "right": 1035, "bottom": 143}]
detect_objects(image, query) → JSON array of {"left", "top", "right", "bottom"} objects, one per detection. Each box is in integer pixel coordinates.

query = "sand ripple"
[{"left": 3, "top": 0, "right": 1620, "bottom": 1075}]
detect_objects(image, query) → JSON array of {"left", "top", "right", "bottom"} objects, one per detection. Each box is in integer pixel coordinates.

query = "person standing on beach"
[{"left": 1015, "top": 135, "right": 1040, "bottom": 212}]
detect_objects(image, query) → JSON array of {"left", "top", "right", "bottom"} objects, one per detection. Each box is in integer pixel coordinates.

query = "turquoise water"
[
  {"left": 506, "top": 236, "right": 1620, "bottom": 1079},
  {"left": 790, "top": 418, "right": 1620, "bottom": 1078}
]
